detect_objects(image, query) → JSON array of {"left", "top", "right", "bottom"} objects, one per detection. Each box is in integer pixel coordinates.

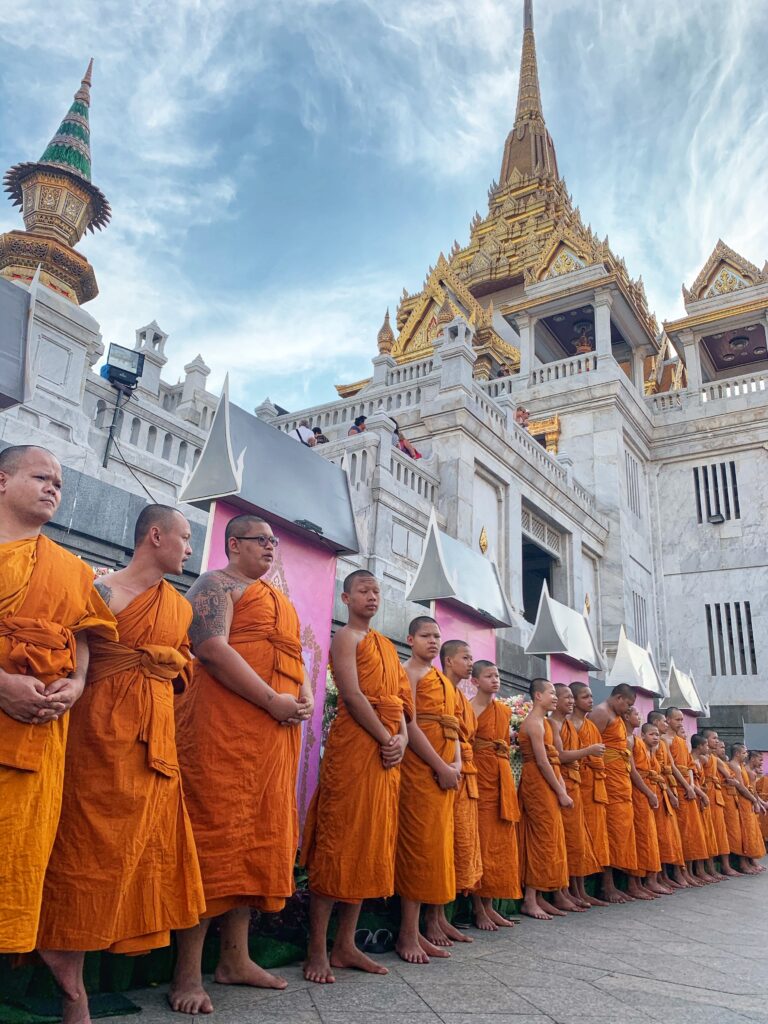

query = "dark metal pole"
[{"left": 102, "top": 387, "right": 126, "bottom": 468}]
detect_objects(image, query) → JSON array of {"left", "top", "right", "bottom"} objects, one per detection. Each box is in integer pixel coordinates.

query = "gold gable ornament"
[{"left": 478, "top": 526, "right": 489, "bottom": 555}]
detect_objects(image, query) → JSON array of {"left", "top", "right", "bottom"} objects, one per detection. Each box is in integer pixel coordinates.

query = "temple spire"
[{"left": 500, "top": 0, "right": 558, "bottom": 183}]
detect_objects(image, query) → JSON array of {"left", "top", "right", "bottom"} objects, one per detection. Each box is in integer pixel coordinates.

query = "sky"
[{"left": 1, "top": 0, "right": 766, "bottom": 413}]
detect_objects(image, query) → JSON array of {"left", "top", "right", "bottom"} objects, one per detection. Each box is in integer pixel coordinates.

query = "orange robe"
[
  {"left": 598, "top": 715, "right": 638, "bottom": 872},
  {"left": 559, "top": 719, "right": 600, "bottom": 877},
  {"left": 670, "top": 735, "right": 708, "bottom": 861},
  {"left": 629, "top": 736, "right": 661, "bottom": 875},
  {"left": 473, "top": 700, "right": 521, "bottom": 899},
  {"left": 705, "top": 755, "right": 730, "bottom": 857},
  {"left": 518, "top": 718, "right": 568, "bottom": 892},
  {"left": 0, "top": 535, "right": 116, "bottom": 953},
  {"left": 395, "top": 667, "right": 458, "bottom": 904},
  {"left": 573, "top": 717, "right": 609, "bottom": 871},
  {"left": 454, "top": 689, "right": 482, "bottom": 894},
  {"left": 300, "top": 630, "right": 413, "bottom": 901},
  {"left": 37, "top": 580, "right": 205, "bottom": 952},
  {"left": 648, "top": 746, "right": 684, "bottom": 866},
  {"left": 756, "top": 777, "right": 768, "bottom": 842},
  {"left": 175, "top": 579, "right": 304, "bottom": 915},
  {"left": 738, "top": 766, "right": 765, "bottom": 859},
  {"left": 721, "top": 761, "right": 745, "bottom": 856},
  {"left": 695, "top": 759, "right": 719, "bottom": 859},
  {"left": 656, "top": 740, "right": 685, "bottom": 865}
]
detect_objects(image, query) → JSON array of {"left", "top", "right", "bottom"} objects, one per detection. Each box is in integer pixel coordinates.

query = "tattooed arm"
[
  {"left": 94, "top": 580, "right": 112, "bottom": 606},
  {"left": 186, "top": 572, "right": 303, "bottom": 723}
]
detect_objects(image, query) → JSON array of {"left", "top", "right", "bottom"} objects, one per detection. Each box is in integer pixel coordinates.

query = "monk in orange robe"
[
  {"left": 691, "top": 733, "right": 727, "bottom": 880},
  {"left": 470, "top": 660, "right": 521, "bottom": 931},
  {"left": 649, "top": 710, "right": 693, "bottom": 888},
  {"left": 754, "top": 760, "right": 768, "bottom": 844},
  {"left": 37, "top": 505, "right": 206, "bottom": 1020},
  {"left": 395, "top": 616, "right": 460, "bottom": 964},
  {"left": 518, "top": 678, "right": 571, "bottom": 921},
  {"left": 623, "top": 707, "right": 666, "bottom": 898},
  {"left": 746, "top": 751, "right": 768, "bottom": 844},
  {"left": 641, "top": 722, "right": 686, "bottom": 890},
  {"left": 569, "top": 683, "right": 610, "bottom": 889},
  {"left": 729, "top": 743, "right": 766, "bottom": 872},
  {"left": 589, "top": 683, "right": 638, "bottom": 903},
  {"left": 719, "top": 742, "right": 749, "bottom": 871},
  {"left": 551, "top": 684, "right": 605, "bottom": 910},
  {"left": 171, "top": 514, "right": 314, "bottom": 1014},
  {"left": 664, "top": 707, "right": 714, "bottom": 885},
  {"left": 0, "top": 445, "right": 116, "bottom": 1022},
  {"left": 301, "top": 570, "right": 412, "bottom": 984},
  {"left": 701, "top": 728, "right": 739, "bottom": 876},
  {"left": 421, "top": 639, "right": 480, "bottom": 948}
]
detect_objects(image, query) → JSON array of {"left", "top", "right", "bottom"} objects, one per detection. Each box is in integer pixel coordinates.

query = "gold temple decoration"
[
  {"left": 584, "top": 593, "right": 591, "bottom": 615},
  {"left": 479, "top": 526, "right": 489, "bottom": 555},
  {"left": 376, "top": 309, "right": 395, "bottom": 355},
  {"left": 683, "top": 239, "right": 767, "bottom": 306},
  {"left": 526, "top": 413, "right": 560, "bottom": 454}
]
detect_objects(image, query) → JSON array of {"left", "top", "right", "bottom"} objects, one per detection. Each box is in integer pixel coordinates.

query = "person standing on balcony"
[{"left": 347, "top": 416, "right": 366, "bottom": 437}]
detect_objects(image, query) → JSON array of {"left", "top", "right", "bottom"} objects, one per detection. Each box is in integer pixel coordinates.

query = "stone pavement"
[{"left": 106, "top": 871, "right": 768, "bottom": 1024}]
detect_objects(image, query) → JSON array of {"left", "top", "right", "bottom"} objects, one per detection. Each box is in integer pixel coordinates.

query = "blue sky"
[{"left": 1, "top": 0, "right": 766, "bottom": 413}]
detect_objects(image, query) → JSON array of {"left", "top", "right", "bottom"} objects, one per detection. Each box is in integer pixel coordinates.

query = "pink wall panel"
[{"left": 433, "top": 600, "right": 496, "bottom": 699}]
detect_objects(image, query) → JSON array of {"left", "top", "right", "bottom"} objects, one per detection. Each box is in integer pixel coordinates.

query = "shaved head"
[
  {"left": 224, "top": 514, "right": 267, "bottom": 556},
  {"left": 647, "top": 711, "right": 665, "bottom": 725},
  {"left": 0, "top": 444, "right": 54, "bottom": 474},
  {"left": 343, "top": 569, "right": 377, "bottom": 594},
  {"left": 529, "top": 677, "right": 551, "bottom": 700},
  {"left": 134, "top": 504, "right": 185, "bottom": 547},
  {"left": 570, "top": 682, "right": 590, "bottom": 697},
  {"left": 642, "top": 722, "right": 659, "bottom": 736},
  {"left": 439, "top": 639, "right": 470, "bottom": 670},
  {"left": 664, "top": 706, "right": 680, "bottom": 719},
  {"left": 471, "top": 659, "right": 496, "bottom": 677},
  {"left": 408, "top": 615, "right": 438, "bottom": 636},
  {"left": 691, "top": 733, "right": 707, "bottom": 751},
  {"left": 611, "top": 684, "right": 636, "bottom": 700}
]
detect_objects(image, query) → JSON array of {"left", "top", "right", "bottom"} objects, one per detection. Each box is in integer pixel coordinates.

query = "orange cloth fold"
[
  {"left": 473, "top": 700, "right": 520, "bottom": 899},
  {"left": 738, "top": 766, "right": 765, "bottom": 859},
  {"left": 598, "top": 715, "right": 638, "bottom": 872},
  {"left": 176, "top": 579, "right": 304, "bottom": 915},
  {"left": 0, "top": 536, "right": 117, "bottom": 953},
  {"left": 300, "top": 630, "right": 412, "bottom": 902},
  {"left": 37, "top": 580, "right": 205, "bottom": 953},
  {"left": 721, "top": 761, "right": 745, "bottom": 856},
  {"left": 395, "top": 667, "right": 457, "bottom": 904},
  {"left": 647, "top": 745, "right": 684, "bottom": 867},
  {"left": 756, "top": 777, "right": 768, "bottom": 842},
  {"left": 573, "top": 717, "right": 609, "bottom": 870},
  {"left": 518, "top": 718, "right": 568, "bottom": 892},
  {"left": 628, "top": 737, "right": 661, "bottom": 876},
  {"left": 704, "top": 757, "right": 730, "bottom": 857},
  {"left": 453, "top": 689, "right": 482, "bottom": 894},
  {"left": 695, "top": 759, "right": 720, "bottom": 858},
  {"left": 559, "top": 719, "right": 600, "bottom": 878},
  {"left": 669, "top": 735, "right": 709, "bottom": 861}
]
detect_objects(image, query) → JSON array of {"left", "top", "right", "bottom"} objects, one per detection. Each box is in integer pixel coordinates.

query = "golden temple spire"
[
  {"left": 500, "top": 0, "right": 559, "bottom": 183},
  {"left": 376, "top": 308, "right": 395, "bottom": 354}
]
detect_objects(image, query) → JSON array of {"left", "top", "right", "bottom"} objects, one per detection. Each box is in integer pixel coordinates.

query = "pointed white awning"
[
  {"left": 406, "top": 510, "right": 514, "bottom": 628},
  {"left": 607, "top": 626, "right": 667, "bottom": 697},
  {"left": 524, "top": 581, "right": 605, "bottom": 670},
  {"left": 660, "top": 658, "right": 709, "bottom": 715}
]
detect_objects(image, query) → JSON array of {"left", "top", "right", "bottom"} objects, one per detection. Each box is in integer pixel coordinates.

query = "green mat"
[{"left": 0, "top": 993, "right": 140, "bottom": 1024}]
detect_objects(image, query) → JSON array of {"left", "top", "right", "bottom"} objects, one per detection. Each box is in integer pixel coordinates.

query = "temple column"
[
  {"left": 593, "top": 290, "right": 613, "bottom": 360},
  {"left": 679, "top": 328, "right": 702, "bottom": 393},
  {"left": 364, "top": 410, "right": 396, "bottom": 471},
  {"left": 371, "top": 353, "right": 396, "bottom": 387},
  {"left": 632, "top": 346, "right": 648, "bottom": 392},
  {"left": 517, "top": 313, "right": 536, "bottom": 378},
  {"left": 439, "top": 318, "right": 476, "bottom": 394}
]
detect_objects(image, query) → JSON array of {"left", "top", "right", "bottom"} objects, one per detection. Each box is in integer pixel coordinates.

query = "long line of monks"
[{"left": 1, "top": 445, "right": 766, "bottom": 1024}]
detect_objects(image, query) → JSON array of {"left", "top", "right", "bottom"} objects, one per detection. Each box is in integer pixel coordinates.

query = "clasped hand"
[
  {"left": 380, "top": 733, "right": 407, "bottom": 769},
  {"left": 0, "top": 671, "right": 83, "bottom": 724}
]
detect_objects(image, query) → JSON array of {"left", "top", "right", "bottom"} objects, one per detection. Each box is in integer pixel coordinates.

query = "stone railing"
[
  {"left": 316, "top": 432, "right": 439, "bottom": 507},
  {"left": 479, "top": 374, "right": 518, "bottom": 399},
  {"left": 530, "top": 352, "right": 599, "bottom": 384},
  {"left": 391, "top": 447, "right": 440, "bottom": 504},
  {"left": 471, "top": 383, "right": 507, "bottom": 432},
  {"left": 386, "top": 356, "right": 437, "bottom": 386},
  {"left": 645, "top": 391, "right": 686, "bottom": 413},
  {"left": 701, "top": 369, "right": 767, "bottom": 404}
]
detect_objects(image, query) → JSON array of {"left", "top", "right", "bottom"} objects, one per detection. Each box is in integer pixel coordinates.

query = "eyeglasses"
[{"left": 233, "top": 535, "right": 279, "bottom": 548}]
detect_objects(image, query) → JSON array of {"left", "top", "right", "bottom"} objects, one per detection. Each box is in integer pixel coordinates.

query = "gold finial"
[
  {"left": 584, "top": 593, "right": 591, "bottom": 615},
  {"left": 479, "top": 526, "right": 489, "bottom": 555},
  {"left": 436, "top": 296, "right": 453, "bottom": 326},
  {"left": 376, "top": 308, "right": 395, "bottom": 354},
  {"left": 75, "top": 58, "right": 94, "bottom": 105}
]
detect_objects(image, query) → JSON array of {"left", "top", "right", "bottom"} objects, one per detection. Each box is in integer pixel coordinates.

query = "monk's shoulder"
[{"left": 38, "top": 534, "right": 92, "bottom": 585}]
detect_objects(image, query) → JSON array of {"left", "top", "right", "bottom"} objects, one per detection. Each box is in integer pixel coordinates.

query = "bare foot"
[
  {"left": 61, "top": 991, "right": 91, "bottom": 1024},
  {"left": 423, "top": 923, "right": 453, "bottom": 947},
  {"left": 627, "top": 884, "right": 656, "bottom": 901},
  {"left": 303, "top": 953, "right": 336, "bottom": 984},
  {"left": 487, "top": 907, "right": 516, "bottom": 927},
  {"left": 537, "top": 895, "right": 566, "bottom": 917},
  {"left": 330, "top": 946, "right": 388, "bottom": 976},
  {"left": 584, "top": 894, "right": 610, "bottom": 907},
  {"left": 214, "top": 961, "right": 287, "bottom": 989},
  {"left": 602, "top": 886, "right": 631, "bottom": 904},
  {"left": 418, "top": 933, "right": 451, "bottom": 958},
  {"left": 396, "top": 937, "right": 430, "bottom": 964},
  {"left": 645, "top": 880, "right": 670, "bottom": 896},
  {"left": 474, "top": 909, "right": 498, "bottom": 931},
  {"left": 439, "top": 920, "right": 473, "bottom": 943},
  {"left": 553, "top": 892, "right": 584, "bottom": 913},
  {"left": 520, "top": 898, "right": 552, "bottom": 921},
  {"left": 167, "top": 982, "right": 214, "bottom": 1015}
]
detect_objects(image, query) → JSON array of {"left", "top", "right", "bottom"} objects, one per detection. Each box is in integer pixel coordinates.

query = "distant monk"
[
  {"left": 719, "top": 740, "right": 751, "bottom": 874},
  {"left": 517, "top": 678, "right": 571, "bottom": 921},
  {"left": 623, "top": 706, "right": 666, "bottom": 898},
  {"left": 0, "top": 445, "right": 116, "bottom": 1021},
  {"left": 665, "top": 708, "right": 713, "bottom": 885},
  {"left": 641, "top": 721, "right": 687, "bottom": 891},
  {"left": 588, "top": 684, "right": 638, "bottom": 903},
  {"left": 753, "top": 756, "right": 768, "bottom": 845},
  {"left": 569, "top": 683, "right": 610, "bottom": 890},
  {"left": 37, "top": 506, "right": 206, "bottom": 1022},
  {"left": 301, "top": 571, "right": 412, "bottom": 984},
  {"left": 470, "top": 660, "right": 521, "bottom": 931},
  {"left": 647, "top": 712, "right": 688, "bottom": 888},
  {"left": 171, "top": 515, "right": 314, "bottom": 1014},
  {"left": 394, "top": 617, "right": 460, "bottom": 964},
  {"left": 422, "top": 639, "right": 480, "bottom": 948},
  {"left": 701, "top": 728, "right": 739, "bottom": 877},
  {"left": 730, "top": 743, "right": 766, "bottom": 872},
  {"left": 651, "top": 709, "right": 695, "bottom": 888},
  {"left": 746, "top": 751, "right": 768, "bottom": 841},
  {"left": 551, "top": 684, "right": 604, "bottom": 910},
  {"left": 691, "top": 733, "right": 727, "bottom": 881}
]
